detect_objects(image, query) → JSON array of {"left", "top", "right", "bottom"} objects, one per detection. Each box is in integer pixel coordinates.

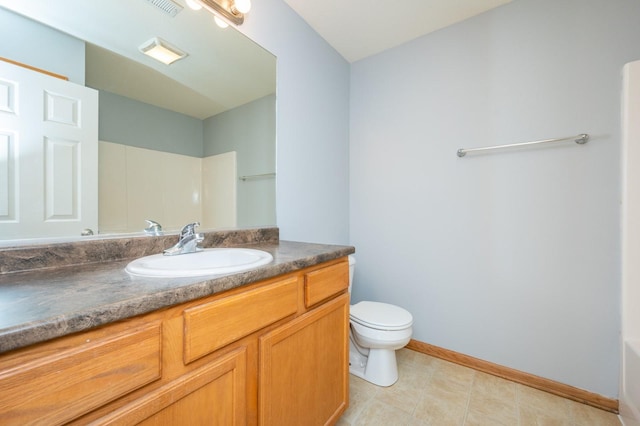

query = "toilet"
[{"left": 348, "top": 256, "right": 413, "bottom": 387}]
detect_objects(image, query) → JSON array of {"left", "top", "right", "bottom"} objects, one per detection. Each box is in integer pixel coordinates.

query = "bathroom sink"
[{"left": 125, "top": 248, "right": 274, "bottom": 278}]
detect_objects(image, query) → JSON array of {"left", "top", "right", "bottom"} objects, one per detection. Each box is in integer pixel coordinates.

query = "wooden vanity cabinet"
[{"left": 0, "top": 257, "right": 349, "bottom": 425}]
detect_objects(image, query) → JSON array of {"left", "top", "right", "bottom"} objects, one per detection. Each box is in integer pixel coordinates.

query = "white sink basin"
[{"left": 125, "top": 248, "right": 274, "bottom": 278}]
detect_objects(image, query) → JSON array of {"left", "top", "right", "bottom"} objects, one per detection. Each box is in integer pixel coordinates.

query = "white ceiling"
[{"left": 283, "top": 0, "right": 512, "bottom": 63}]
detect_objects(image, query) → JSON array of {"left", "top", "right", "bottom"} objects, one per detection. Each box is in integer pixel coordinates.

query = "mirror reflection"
[{"left": 0, "top": 0, "right": 276, "bottom": 241}]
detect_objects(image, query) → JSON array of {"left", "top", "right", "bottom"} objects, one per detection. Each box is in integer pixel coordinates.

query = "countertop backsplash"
[{"left": 0, "top": 227, "right": 279, "bottom": 275}]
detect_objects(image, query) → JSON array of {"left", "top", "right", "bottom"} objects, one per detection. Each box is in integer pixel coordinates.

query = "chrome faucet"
[
  {"left": 144, "top": 219, "right": 163, "bottom": 236},
  {"left": 163, "top": 222, "right": 204, "bottom": 256}
]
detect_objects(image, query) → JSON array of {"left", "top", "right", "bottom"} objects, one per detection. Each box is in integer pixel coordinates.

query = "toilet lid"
[{"left": 350, "top": 301, "right": 413, "bottom": 331}]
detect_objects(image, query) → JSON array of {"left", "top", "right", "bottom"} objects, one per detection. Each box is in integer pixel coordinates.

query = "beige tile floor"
[{"left": 337, "top": 348, "right": 621, "bottom": 426}]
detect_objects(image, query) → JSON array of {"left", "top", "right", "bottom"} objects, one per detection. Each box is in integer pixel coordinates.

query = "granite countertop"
[{"left": 0, "top": 238, "right": 355, "bottom": 354}]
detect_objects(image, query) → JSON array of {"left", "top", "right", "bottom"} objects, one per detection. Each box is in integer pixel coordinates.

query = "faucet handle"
[
  {"left": 163, "top": 222, "right": 203, "bottom": 256},
  {"left": 144, "top": 220, "right": 163, "bottom": 236},
  {"left": 180, "top": 222, "right": 200, "bottom": 238}
]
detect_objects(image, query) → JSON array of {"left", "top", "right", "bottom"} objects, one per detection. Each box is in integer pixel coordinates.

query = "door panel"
[
  {"left": 0, "top": 130, "right": 16, "bottom": 221},
  {"left": 0, "top": 60, "right": 98, "bottom": 239}
]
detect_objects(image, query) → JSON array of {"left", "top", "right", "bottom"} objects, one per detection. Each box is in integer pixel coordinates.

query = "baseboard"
[{"left": 406, "top": 339, "right": 619, "bottom": 414}]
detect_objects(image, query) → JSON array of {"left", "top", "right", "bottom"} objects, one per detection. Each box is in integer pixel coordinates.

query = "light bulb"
[
  {"left": 233, "top": 0, "right": 251, "bottom": 14},
  {"left": 185, "top": 0, "right": 202, "bottom": 10},
  {"left": 214, "top": 15, "right": 229, "bottom": 28}
]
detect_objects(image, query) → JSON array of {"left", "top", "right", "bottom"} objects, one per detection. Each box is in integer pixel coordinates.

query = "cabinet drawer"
[
  {"left": 183, "top": 276, "right": 298, "bottom": 363},
  {"left": 0, "top": 322, "right": 162, "bottom": 425},
  {"left": 304, "top": 260, "right": 349, "bottom": 307}
]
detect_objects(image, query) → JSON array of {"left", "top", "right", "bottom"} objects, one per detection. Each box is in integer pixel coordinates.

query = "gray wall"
[
  {"left": 0, "top": 7, "right": 84, "bottom": 84},
  {"left": 98, "top": 90, "right": 204, "bottom": 158},
  {"left": 101, "top": 90, "right": 277, "bottom": 226},
  {"left": 204, "top": 94, "right": 276, "bottom": 227},
  {"left": 240, "top": 0, "right": 351, "bottom": 245},
  {"left": 350, "top": 0, "right": 640, "bottom": 398}
]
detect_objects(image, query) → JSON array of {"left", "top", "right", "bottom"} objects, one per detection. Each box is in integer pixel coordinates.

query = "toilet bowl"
[{"left": 348, "top": 256, "right": 413, "bottom": 387}]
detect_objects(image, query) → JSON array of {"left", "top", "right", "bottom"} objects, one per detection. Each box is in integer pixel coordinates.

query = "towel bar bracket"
[{"left": 575, "top": 134, "right": 589, "bottom": 144}]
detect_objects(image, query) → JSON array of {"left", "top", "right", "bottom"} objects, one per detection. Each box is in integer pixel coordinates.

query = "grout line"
[
  {"left": 461, "top": 370, "right": 475, "bottom": 425},
  {"left": 515, "top": 382, "right": 522, "bottom": 426},
  {"left": 410, "top": 357, "right": 435, "bottom": 420}
]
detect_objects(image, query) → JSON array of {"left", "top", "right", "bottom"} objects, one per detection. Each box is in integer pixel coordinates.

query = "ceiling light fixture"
[
  {"left": 214, "top": 15, "right": 230, "bottom": 28},
  {"left": 232, "top": 0, "right": 251, "bottom": 14},
  {"left": 193, "top": 0, "right": 250, "bottom": 26},
  {"left": 185, "top": 0, "right": 203, "bottom": 10},
  {"left": 139, "top": 37, "right": 188, "bottom": 65}
]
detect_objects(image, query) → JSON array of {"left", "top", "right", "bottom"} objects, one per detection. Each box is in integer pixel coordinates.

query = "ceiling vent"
[{"left": 144, "top": 0, "right": 184, "bottom": 17}]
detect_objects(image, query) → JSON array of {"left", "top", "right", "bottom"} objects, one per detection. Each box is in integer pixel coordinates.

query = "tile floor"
[{"left": 337, "top": 348, "right": 621, "bottom": 426}]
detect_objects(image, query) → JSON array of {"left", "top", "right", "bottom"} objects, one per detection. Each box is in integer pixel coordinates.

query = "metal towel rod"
[
  {"left": 239, "top": 172, "right": 276, "bottom": 181},
  {"left": 456, "top": 134, "right": 589, "bottom": 157}
]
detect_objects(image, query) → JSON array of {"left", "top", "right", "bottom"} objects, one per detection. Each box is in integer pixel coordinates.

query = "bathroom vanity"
[{"left": 0, "top": 229, "right": 354, "bottom": 425}]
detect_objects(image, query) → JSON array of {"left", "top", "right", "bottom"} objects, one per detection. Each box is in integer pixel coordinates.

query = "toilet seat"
[{"left": 350, "top": 301, "right": 413, "bottom": 331}]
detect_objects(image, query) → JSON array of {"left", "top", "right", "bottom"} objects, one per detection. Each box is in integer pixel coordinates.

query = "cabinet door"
[
  {"left": 95, "top": 347, "right": 247, "bottom": 426},
  {"left": 259, "top": 294, "right": 349, "bottom": 426}
]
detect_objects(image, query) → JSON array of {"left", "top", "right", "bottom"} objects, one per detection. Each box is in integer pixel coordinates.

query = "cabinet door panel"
[
  {"left": 95, "top": 347, "right": 247, "bottom": 425},
  {"left": 259, "top": 294, "right": 349, "bottom": 426}
]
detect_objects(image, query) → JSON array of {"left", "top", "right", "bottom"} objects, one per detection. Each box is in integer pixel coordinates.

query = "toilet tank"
[{"left": 348, "top": 255, "right": 356, "bottom": 293}]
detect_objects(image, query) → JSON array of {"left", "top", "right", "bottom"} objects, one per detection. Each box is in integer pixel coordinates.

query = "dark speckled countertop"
[{"left": 0, "top": 228, "right": 355, "bottom": 354}]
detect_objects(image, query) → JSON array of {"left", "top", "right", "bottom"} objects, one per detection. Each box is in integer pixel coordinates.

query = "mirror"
[{"left": 0, "top": 0, "right": 276, "bottom": 242}]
